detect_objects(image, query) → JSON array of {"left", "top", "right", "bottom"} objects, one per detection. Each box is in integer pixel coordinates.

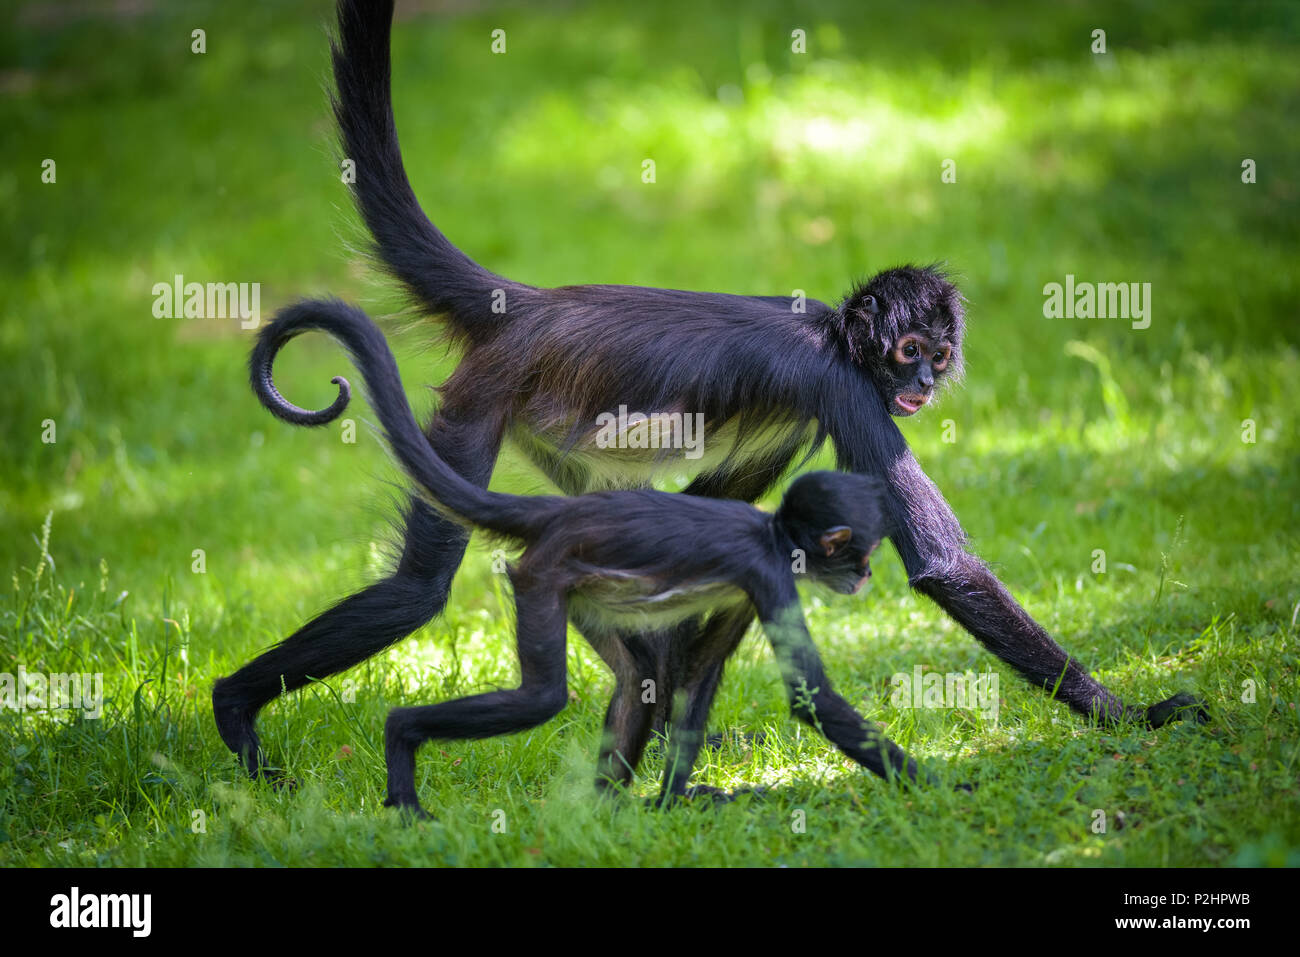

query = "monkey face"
[
  {"left": 848, "top": 538, "right": 880, "bottom": 593},
  {"left": 832, "top": 548, "right": 873, "bottom": 595},
  {"left": 887, "top": 333, "right": 953, "bottom": 416},
  {"left": 817, "top": 527, "right": 879, "bottom": 594},
  {"left": 836, "top": 265, "right": 965, "bottom": 417},
  {"left": 826, "top": 544, "right": 877, "bottom": 594},
  {"left": 840, "top": 546, "right": 875, "bottom": 594}
]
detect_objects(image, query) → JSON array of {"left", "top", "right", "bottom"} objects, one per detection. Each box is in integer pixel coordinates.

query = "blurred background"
[
  {"left": 0, "top": 1, "right": 1296, "bottom": 865},
  {"left": 3, "top": 0, "right": 1296, "bottom": 594}
]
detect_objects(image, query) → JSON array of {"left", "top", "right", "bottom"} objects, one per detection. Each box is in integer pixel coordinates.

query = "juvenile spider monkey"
[
  {"left": 213, "top": 0, "right": 1207, "bottom": 787},
  {"left": 255, "top": 298, "right": 919, "bottom": 814}
]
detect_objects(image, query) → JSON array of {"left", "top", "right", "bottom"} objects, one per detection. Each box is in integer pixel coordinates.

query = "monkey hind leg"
[
  {"left": 588, "top": 629, "right": 672, "bottom": 795},
  {"left": 652, "top": 605, "right": 756, "bottom": 807},
  {"left": 383, "top": 580, "right": 569, "bottom": 818},
  {"left": 652, "top": 666, "right": 723, "bottom": 808},
  {"left": 216, "top": 412, "right": 502, "bottom": 779},
  {"left": 214, "top": 496, "right": 470, "bottom": 779},
  {"left": 594, "top": 681, "right": 659, "bottom": 794}
]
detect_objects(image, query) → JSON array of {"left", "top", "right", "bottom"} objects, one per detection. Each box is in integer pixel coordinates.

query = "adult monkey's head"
[{"left": 833, "top": 265, "right": 965, "bottom": 417}]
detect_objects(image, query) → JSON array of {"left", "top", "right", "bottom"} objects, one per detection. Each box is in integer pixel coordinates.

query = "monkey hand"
[{"left": 1144, "top": 691, "right": 1211, "bottom": 728}]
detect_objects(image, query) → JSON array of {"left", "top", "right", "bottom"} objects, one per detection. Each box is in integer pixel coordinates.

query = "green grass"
[{"left": 1, "top": 0, "right": 1297, "bottom": 866}]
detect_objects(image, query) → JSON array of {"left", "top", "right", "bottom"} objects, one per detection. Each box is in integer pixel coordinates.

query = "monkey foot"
[
  {"left": 650, "top": 784, "right": 767, "bottom": 808},
  {"left": 212, "top": 682, "right": 275, "bottom": 780},
  {"left": 383, "top": 796, "right": 435, "bottom": 822},
  {"left": 1146, "top": 691, "right": 1211, "bottom": 728}
]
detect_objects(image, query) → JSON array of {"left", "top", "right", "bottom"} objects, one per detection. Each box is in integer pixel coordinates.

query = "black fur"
[
  {"left": 250, "top": 298, "right": 918, "bottom": 814},
  {"left": 214, "top": 0, "right": 1208, "bottom": 789}
]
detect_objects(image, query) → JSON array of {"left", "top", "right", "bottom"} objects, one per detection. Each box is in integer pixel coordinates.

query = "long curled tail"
[
  {"left": 250, "top": 322, "right": 352, "bottom": 427},
  {"left": 249, "top": 298, "right": 545, "bottom": 539},
  {"left": 331, "top": 0, "right": 515, "bottom": 346}
]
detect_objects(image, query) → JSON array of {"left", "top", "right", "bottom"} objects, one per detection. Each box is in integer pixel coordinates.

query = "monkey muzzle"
[{"left": 894, "top": 392, "right": 929, "bottom": 415}]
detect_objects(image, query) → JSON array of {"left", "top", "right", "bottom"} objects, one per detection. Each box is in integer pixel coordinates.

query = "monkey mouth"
[{"left": 894, "top": 393, "right": 929, "bottom": 415}]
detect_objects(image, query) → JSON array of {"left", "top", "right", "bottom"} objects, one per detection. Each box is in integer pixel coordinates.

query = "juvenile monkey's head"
[
  {"left": 776, "top": 472, "right": 890, "bottom": 595},
  {"left": 835, "top": 265, "right": 965, "bottom": 417}
]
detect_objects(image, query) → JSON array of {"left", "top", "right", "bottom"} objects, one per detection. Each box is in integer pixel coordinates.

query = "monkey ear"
[{"left": 819, "top": 526, "right": 852, "bottom": 556}]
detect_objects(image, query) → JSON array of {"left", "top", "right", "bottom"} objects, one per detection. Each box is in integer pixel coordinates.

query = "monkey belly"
[
  {"left": 511, "top": 416, "right": 815, "bottom": 494},
  {"left": 569, "top": 577, "right": 750, "bottom": 631}
]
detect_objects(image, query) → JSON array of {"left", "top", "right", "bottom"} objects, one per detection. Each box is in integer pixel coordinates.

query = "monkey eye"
[
  {"left": 932, "top": 352, "right": 946, "bottom": 366},
  {"left": 902, "top": 342, "right": 918, "bottom": 359}
]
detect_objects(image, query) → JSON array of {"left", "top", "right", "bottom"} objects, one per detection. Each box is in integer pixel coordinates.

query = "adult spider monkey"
[
  {"left": 214, "top": 0, "right": 1207, "bottom": 786},
  {"left": 256, "top": 298, "right": 926, "bottom": 814}
]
